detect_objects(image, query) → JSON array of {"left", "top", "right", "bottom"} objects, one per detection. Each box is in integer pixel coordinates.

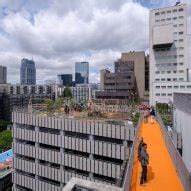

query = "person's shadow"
[{"left": 148, "top": 165, "right": 155, "bottom": 181}]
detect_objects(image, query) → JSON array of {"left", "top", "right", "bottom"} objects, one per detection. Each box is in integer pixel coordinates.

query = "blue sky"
[{"left": 0, "top": 0, "right": 190, "bottom": 84}]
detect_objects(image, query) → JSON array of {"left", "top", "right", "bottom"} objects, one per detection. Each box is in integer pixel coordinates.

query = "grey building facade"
[
  {"left": 12, "top": 111, "right": 135, "bottom": 191},
  {"left": 75, "top": 62, "right": 89, "bottom": 84},
  {"left": 20, "top": 58, "right": 36, "bottom": 85},
  {"left": 96, "top": 58, "right": 135, "bottom": 100},
  {"left": 97, "top": 51, "right": 149, "bottom": 100},
  {"left": 58, "top": 74, "right": 73, "bottom": 87},
  {"left": 173, "top": 93, "right": 191, "bottom": 172},
  {"left": 0, "top": 65, "right": 7, "bottom": 84}
]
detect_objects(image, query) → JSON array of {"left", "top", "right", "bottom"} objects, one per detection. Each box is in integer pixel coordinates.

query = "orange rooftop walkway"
[{"left": 130, "top": 119, "right": 183, "bottom": 191}]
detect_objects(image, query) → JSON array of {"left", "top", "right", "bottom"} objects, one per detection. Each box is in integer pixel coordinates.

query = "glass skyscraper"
[
  {"left": 20, "top": 58, "right": 36, "bottom": 85},
  {"left": 75, "top": 62, "right": 89, "bottom": 84}
]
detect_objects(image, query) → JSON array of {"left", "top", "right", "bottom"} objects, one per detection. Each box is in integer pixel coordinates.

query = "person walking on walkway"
[
  {"left": 150, "top": 106, "right": 155, "bottom": 123},
  {"left": 140, "top": 143, "right": 149, "bottom": 185}
]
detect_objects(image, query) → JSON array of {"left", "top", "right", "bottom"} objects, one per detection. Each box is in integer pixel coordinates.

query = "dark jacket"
[
  {"left": 140, "top": 147, "right": 149, "bottom": 166},
  {"left": 138, "top": 141, "right": 144, "bottom": 161}
]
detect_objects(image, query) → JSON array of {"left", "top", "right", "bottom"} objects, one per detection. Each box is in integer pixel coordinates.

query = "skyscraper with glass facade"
[
  {"left": 75, "top": 62, "right": 89, "bottom": 84},
  {"left": 20, "top": 58, "right": 36, "bottom": 85}
]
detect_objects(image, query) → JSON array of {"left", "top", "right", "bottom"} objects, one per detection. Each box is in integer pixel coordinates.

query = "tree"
[
  {"left": 44, "top": 99, "right": 54, "bottom": 112},
  {"left": 54, "top": 98, "right": 63, "bottom": 111},
  {"left": 63, "top": 87, "right": 72, "bottom": 98},
  {"left": 0, "top": 130, "right": 12, "bottom": 152},
  {"left": 0, "top": 120, "right": 10, "bottom": 132}
]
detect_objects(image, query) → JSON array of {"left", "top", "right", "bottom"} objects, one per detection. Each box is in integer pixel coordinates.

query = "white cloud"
[{"left": 0, "top": 0, "right": 150, "bottom": 84}]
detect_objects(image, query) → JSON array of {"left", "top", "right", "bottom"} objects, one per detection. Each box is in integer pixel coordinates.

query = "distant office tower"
[
  {"left": 97, "top": 51, "right": 149, "bottom": 100},
  {"left": 20, "top": 58, "right": 36, "bottom": 85},
  {"left": 58, "top": 74, "right": 72, "bottom": 86},
  {"left": 75, "top": 62, "right": 89, "bottom": 84},
  {"left": 0, "top": 65, "right": 7, "bottom": 84},
  {"left": 149, "top": 3, "right": 191, "bottom": 105}
]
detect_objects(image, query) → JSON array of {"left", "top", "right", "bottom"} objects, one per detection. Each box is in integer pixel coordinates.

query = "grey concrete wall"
[{"left": 12, "top": 111, "right": 135, "bottom": 190}]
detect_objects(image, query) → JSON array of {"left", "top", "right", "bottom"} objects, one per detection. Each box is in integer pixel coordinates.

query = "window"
[
  {"left": 173, "top": 78, "right": 177, "bottom": 81},
  {"left": 167, "top": 18, "right": 171, "bottom": 21},
  {"left": 179, "top": 8, "right": 184, "bottom": 12},
  {"left": 161, "top": 11, "right": 165, "bottom": 14},
  {"left": 173, "top": 17, "right": 177, "bottom": 20},
  {"left": 179, "top": 62, "right": 184, "bottom": 66},
  {"left": 161, "top": 71, "right": 165, "bottom": 74},
  {"left": 155, "top": 79, "right": 160, "bottom": 81},
  {"left": 179, "top": 32, "right": 183, "bottom": 35},
  {"left": 173, "top": 63, "right": 177, "bottom": 66},
  {"left": 156, "top": 86, "right": 160, "bottom": 89},
  {"left": 179, "top": 47, "right": 184, "bottom": 50},
  {"left": 161, "top": 19, "right": 165, "bottom": 22},
  {"left": 179, "top": 55, "right": 184, "bottom": 58},
  {"left": 180, "top": 86, "right": 185, "bottom": 89},
  {"left": 179, "top": 70, "right": 184, "bottom": 73},
  {"left": 174, "top": 85, "right": 178, "bottom": 88},
  {"left": 161, "top": 86, "right": 166, "bottom": 89},
  {"left": 179, "top": 78, "right": 184, "bottom": 81},
  {"left": 167, "top": 63, "right": 171, "bottom": 66},
  {"left": 174, "top": 32, "right": 177, "bottom": 35},
  {"left": 179, "top": 39, "right": 183, "bottom": 42},
  {"left": 167, "top": 78, "right": 171, "bottom": 81},
  {"left": 173, "top": 9, "right": 177, "bottom": 12},
  {"left": 179, "top": 24, "right": 184, "bottom": 27},
  {"left": 167, "top": 71, "right": 171, "bottom": 74},
  {"left": 179, "top": 16, "right": 184, "bottom": 19},
  {"left": 161, "top": 78, "right": 165, "bottom": 81},
  {"left": 173, "top": 24, "right": 177, "bottom": 27},
  {"left": 173, "top": 71, "right": 177, "bottom": 73},
  {"left": 167, "top": 86, "right": 172, "bottom": 89},
  {"left": 155, "top": 12, "right": 160, "bottom": 16},
  {"left": 167, "top": 10, "right": 171, "bottom": 13},
  {"left": 161, "top": 93, "right": 166, "bottom": 96},
  {"left": 155, "top": 71, "right": 160, "bottom": 74},
  {"left": 187, "top": 85, "right": 191, "bottom": 89},
  {"left": 168, "top": 94, "right": 172, "bottom": 96},
  {"left": 156, "top": 93, "right": 160, "bottom": 96},
  {"left": 155, "top": 20, "right": 160, "bottom": 22}
]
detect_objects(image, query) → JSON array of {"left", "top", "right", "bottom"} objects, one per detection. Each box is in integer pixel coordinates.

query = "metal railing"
[
  {"left": 157, "top": 113, "right": 191, "bottom": 191},
  {"left": 122, "top": 114, "right": 143, "bottom": 191}
]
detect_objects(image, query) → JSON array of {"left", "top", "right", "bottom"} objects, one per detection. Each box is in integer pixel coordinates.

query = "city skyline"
[{"left": 0, "top": 0, "right": 190, "bottom": 84}]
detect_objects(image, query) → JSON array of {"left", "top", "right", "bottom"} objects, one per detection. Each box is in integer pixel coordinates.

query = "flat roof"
[{"left": 150, "top": 3, "right": 187, "bottom": 12}]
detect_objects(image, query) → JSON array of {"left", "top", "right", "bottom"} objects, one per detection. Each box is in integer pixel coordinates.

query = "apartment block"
[
  {"left": 12, "top": 111, "right": 135, "bottom": 191},
  {"left": 149, "top": 3, "right": 191, "bottom": 105},
  {"left": 0, "top": 84, "right": 56, "bottom": 121}
]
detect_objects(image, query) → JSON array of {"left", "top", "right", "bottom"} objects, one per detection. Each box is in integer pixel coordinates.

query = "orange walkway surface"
[{"left": 131, "top": 120, "right": 184, "bottom": 191}]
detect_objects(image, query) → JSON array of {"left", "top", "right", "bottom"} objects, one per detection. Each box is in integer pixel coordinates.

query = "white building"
[
  {"left": 149, "top": 3, "right": 191, "bottom": 105},
  {"left": 58, "top": 84, "right": 98, "bottom": 103}
]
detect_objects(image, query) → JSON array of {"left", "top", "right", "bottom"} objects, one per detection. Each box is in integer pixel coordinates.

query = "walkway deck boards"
[{"left": 131, "top": 120, "right": 183, "bottom": 191}]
